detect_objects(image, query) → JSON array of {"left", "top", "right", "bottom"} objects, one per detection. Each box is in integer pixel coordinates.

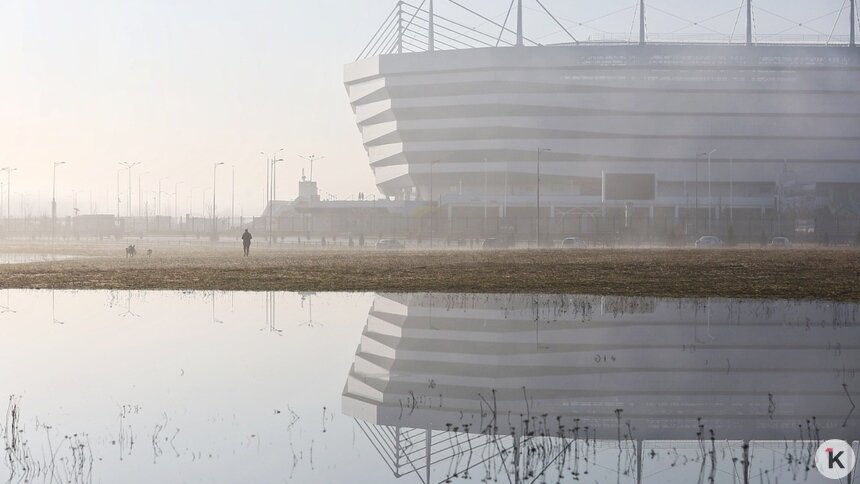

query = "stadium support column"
[
  {"left": 639, "top": 0, "right": 646, "bottom": 45},
  {"left": 516, "top": 0, "right": 523, "bottom": 46},
  {"left": 746, "top": 0, "right": 753, "bottom": 46},
  {"left": 428, "top": 0, "right": 435, "bottom": 51}
]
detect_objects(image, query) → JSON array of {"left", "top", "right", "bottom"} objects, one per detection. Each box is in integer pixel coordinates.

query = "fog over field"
[{"left": 0, "top": 0, "right": 855, "bottom": 218}]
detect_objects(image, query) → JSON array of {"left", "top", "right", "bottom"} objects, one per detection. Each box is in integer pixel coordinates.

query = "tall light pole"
[
  {"left": 270, "top": 157, "right": 285, "bottom": 245},
  {"left": 429, "top": 160, "right": 439, "bottom": 248},
  {"left": 157, "top": 177, "right": 168, "bottom": 217},
  {"left": 298, "top": 154, "right": 326, "bottom": 182},
  {"left": 708, "top": 149, "right": 715, "bottom": 232},
  {"left": 0, "top": 168, "right": 16, "bottom": 225},
  {"left": 231, "top": 165, "right": 235, "bottom": 230},
  {"left": 729, "top": 158, "right": 734, "bottom": 223},
  {"left": 262, "top": 148, "right": 284, "bottom": 241},
  {"left": 116, "top": 169, "right": 122, "bottom": 218},
  {"left": 137, "top": 171, "right": 150, "bottom": 218},
  {"left": 52, "top": 161, "right": 66, "bottom": 242},
  {"left": 213, "top": 162, "right": 224, "bottom": 235},
  {"left": 119, "top": 162, "right": 140, "bottom": 218},
  {"left": 483, "top": 158, "right": 488, "bottom": 234},
  {"left": 536, "top": 148, "right": 551, "bottom": 247},
  {"left": 694, "top": 152, "right": 712, "bottom": 238},
  {"left": 174, "top": 181, "right": 183, "bottom": 223},
  {"left": 700, "top": 149, "right": 717, "bottom": 233}
]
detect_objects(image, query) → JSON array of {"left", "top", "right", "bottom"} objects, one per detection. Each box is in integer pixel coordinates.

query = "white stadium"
[{"left": 344, "top": 0, "right": 860, "bottom": 241}]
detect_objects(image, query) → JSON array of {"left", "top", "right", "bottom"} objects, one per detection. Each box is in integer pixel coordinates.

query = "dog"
[{"left": 125, "top": 245, "right": 137, "bottom": 258}]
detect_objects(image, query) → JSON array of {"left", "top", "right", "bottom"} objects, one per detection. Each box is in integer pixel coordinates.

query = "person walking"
[{"left": 241, "top": 229, "right": 252, "bottom": 256}]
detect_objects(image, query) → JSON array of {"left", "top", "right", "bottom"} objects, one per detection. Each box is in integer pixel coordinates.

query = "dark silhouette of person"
[{"left": 241, "top": 229, "right": 252, "bottom": 256}]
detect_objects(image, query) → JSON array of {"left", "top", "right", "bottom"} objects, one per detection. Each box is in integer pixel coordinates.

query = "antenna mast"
[
  {"left": 639, "top": 0, "right": 646, "bottom": 45},
  {"left": 516, "top": 0, "right": 523, "bottom": 46},
  {"left": 397, "top": 1, "right": 403, "bottom": 53},
  {"left": 428, "top": 0, "right": 435, "bottom": 51},
  {"left": 746, "top": 0, "right": 753, "bottom": 46},
  {"left": 851, "top": 0, "right": 856, "bottom": 47}
]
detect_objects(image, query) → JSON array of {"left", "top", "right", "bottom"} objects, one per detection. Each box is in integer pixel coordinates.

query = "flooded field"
[
  {"left": 0, "top": 253, "right": 78, "bottom": 265},
  {"left": 0, "top": 291, "right": 857, "bottom": 483}
]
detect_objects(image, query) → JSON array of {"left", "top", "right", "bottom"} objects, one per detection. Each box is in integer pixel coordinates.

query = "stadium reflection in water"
[
  {"left": 344, "top": 294, "right": 859, "bottom": 484},
  {"left": 0, "top": 290, "right": 857, "bottom": 483}
]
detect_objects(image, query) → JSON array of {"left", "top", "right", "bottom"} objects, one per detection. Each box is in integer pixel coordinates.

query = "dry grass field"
[{"left": 0, "top": 242, "right": 857, "bottom": 301}]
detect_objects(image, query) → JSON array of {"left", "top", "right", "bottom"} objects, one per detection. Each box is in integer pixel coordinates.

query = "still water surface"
[{"left": 0, "top": 291, "right": 857, "bottom": 483}]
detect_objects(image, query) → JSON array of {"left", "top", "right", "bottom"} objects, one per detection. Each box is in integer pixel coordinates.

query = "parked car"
[
  {"left": 481, "top": 238, "right": 511, "bottom": 249},
  {"left": 376, "top": 239, "right": 404, "bottom": 250},
  {"left": 770, "top": 236, "right": 791, "bottom": 247},
  {"left": 695, "top": 236, "right": 724, "bottom": 248},
  {"left": 560, "top": 237, "right": 587, "bottom": 249}
]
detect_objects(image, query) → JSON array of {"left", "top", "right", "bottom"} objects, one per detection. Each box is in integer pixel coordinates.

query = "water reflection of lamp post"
[
  {"left": 298, "top": 293, "right": 325, "bottom": 328},
  {"left": 212, "top": 291, "right": 223, "bottom": 324},
  {"left": 0, "top": 289, "right": 15, "bottom": 314},
  {"left": 264, "top": 292, "right": 283, "bottom": 334},
  {"left": 51, "top": 290, "right": 65, "bottom": 325},
  {"left": 119, "top": 290, "right": 140, "bottom": 318}
]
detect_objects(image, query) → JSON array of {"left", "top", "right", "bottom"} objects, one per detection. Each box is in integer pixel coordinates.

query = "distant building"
[{"left": 73, "top": 214, "right": 117, "bottom": 237}]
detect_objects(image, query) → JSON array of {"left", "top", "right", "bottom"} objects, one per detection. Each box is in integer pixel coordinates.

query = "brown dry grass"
[{"left": 0, "top": 242, "right": 858, "bottom": 301}]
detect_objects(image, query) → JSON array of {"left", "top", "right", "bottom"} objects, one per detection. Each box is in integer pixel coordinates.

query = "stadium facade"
[{"left": 344, "top": 1, "right": 860, "bottom": 240}]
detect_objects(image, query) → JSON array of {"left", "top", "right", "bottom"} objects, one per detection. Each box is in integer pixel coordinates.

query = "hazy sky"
[{"left": 0, "top": 0, "right": 853, "bottom": 218}]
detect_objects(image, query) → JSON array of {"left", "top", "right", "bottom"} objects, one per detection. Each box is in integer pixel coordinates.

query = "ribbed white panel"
[{"left": 345, "top": 45, "right": 860, "bottom": 202}]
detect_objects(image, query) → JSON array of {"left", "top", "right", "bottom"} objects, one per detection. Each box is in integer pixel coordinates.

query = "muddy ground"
[{"left": 0, "top": 242, "right": 857, "bottom": 301}]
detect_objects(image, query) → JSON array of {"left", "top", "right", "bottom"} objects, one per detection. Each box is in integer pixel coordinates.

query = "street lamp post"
[
  {"left": 483, "top": 158, "right": 488, "bottom": 234},
  {"left": 269, "top": 157, "right": 285, "bottom": 245},
  {"left": 696, "top": 149, "right": 717, "bottom": 234},
  {"left": 262, "top": 148, "right": 284, "bottom": 242},
  {"left": 0, "top": 168, "right": 17, "bottom": 225},
  {"left": 157, "top": 177, "right": 168, "bottom": 217},
  {"left": 429, "top": 160, "right": 439, "bottom": 248},
  {"left": 174, "top": 181, "right": 183, "bottom": 226},
  {"left": 536, "top": 148, "right": 551, "bottom": 247},
  {"left": 729, "top": 158, "right": 734, "bottom": 223},
  {"left": 707, "top": 149, "right": 716, "bottom": 232},
  {"left": 694, "top": 153, "right": 703, "bottom": 238},
  {"left": 213, "top": 162, "right": 225, "bottom": 236},
  {"left": 116, "top": 169, "right": 122, "bottom": 219},
  {"left": 119, "top": 162, "right": 141, "bottom": 218},
  {"left": 52, "top": 161, "right": 66, "bottom": 242}
]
